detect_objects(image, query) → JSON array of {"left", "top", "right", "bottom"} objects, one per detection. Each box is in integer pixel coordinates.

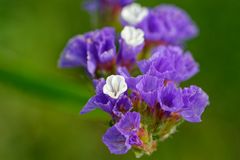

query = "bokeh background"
[{"left": 0, "top": 0, "right": 240, "bottom": 159}]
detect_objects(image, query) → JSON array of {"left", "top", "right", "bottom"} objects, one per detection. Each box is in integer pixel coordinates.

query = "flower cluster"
[{"left": 59, "top": 1, "right": 209, "bottom": 158}]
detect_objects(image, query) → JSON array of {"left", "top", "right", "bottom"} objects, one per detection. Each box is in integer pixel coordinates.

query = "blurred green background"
[{"left": 0, "top": 0, "right": 240, "bottom": 159}]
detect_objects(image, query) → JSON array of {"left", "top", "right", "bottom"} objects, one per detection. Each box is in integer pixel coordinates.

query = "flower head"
[
  {"left": 102, "top": 112, "right": 141, "bottom": 154},
  {"left": 80, "top": 78, "right": 114, "bottom": 114},
  {"left": 158, "top": 82, "right": 183, "bottom": 112},
  {"left": 180, "top": 86, "right": 209, "bottom": 122},
  {"left": 136, "top": 75, "right": 164, "bottom": 107},
  {"left": 102, "top": 126, "right": 131, "bottom": 154},
  {"left": 59, "top": 27, "right": 116, "bottom": 76},
  {"left": 138, "top": 45, "right": 199, "bottom": 83}
]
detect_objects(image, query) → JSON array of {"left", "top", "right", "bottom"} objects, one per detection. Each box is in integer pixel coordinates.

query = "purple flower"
[
  {"left": 117, "top": 26, "right": 144, "bottom": 67},
  {"left": 138, "top": 45, "right": 199, "bottom": 83},
  {"left": 136, "top": 75, "right": 164, "bottom": 107},
  {"left": 158, "top": 82, "right": 183, "bottom": 112},
  {"left": 58, "top": 27, "right": 116, "bottom": 76},
  {"left": 80, "top": 78, "right": 115, "bottom": 114},
  {"left": 180, "top": 86, "right": 209, "bottom": 122},
  {"left": 102, "top": 112, "right": 141, "bottom": 154},
  {"left": 137, "top": 5, "right": 198, "bottom": 44},
  {"left": 80, "top": 92, "right": 114, "bottom": 115},
  {"left": 81, "top": 75, "right": 130, "bottom": 118},
  {"left": 115, "top": 112, "right": 140, "bottom": 135},
  {"left": 113, "top": 95, "right": 133, "bottom": 118},
  {"left": 58, "top": 36, "right": 87, "bottom": 68},
  {"left": 102, "top": 126, "right": 131, "bottom": 154}
]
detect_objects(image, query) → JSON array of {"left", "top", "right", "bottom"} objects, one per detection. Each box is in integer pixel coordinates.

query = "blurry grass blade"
[{"left": 0, "top": 68, "right": 90, "bottom": 105}]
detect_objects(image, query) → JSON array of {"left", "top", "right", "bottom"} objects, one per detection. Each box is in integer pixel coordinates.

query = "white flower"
[
  {"left": 103, "top": 75, "right": 128, "bottom": 99},
  {"left": 121, "top": 26, "right": 144, "bottom": 47},
  {"left": 121, "top": 3, "right": 149, "bottom": 26}
]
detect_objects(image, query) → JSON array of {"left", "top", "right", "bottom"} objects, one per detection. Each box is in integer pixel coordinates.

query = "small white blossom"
[
  {"left": 121, "top": 26, "right": 144, "bottom": 47},
  {"left": 121, "top": 3, "right": 149, "bottom": 26},
  {"left": 103, "top": 75, "right": 128, "bottom": 99}
]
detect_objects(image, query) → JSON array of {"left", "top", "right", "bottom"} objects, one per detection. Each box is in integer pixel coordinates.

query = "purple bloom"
[
  {"left": 138, "top": 45, "right": 199, "bottom": 83},
  {"left": 58, "top": 27, "right": 116, "bottom": 76},
  {"left": 158, "top": 82, "right": 183, "bottom": 112},
  {"left": 180, "top": 86, "right": 209, "bottom": 122},
  {"left": 115, "top": 112, "right": 140, "bottom": 135},
  {"left": 137, "top": 5, "right": 198, "bottom": 44},
  {"left": 80, "top": 92, "right": 114, "bottom": 114},
  {"left": 102, "top": 126, "right": 131, "bottom": 154},
  {"left": 113, "top": 95, "right": 133, "bottom": 118},
  {"left": 102, "top": 112, "right": 141, "bottom": 154},
  {"left": 81, "top": 92, "right": 131, "bottom": 118},
  {"left": 136, "top": 75, "right": 164, "bottom": 107},
  {"left": 80, "top": 79, "right": 115, "bottom": 114},
  {"left": 58, "top": 36, "right": 87, "bottom": 68},
  {"left": 81, "top": 75, "right": 131, "bottom": 118}
]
